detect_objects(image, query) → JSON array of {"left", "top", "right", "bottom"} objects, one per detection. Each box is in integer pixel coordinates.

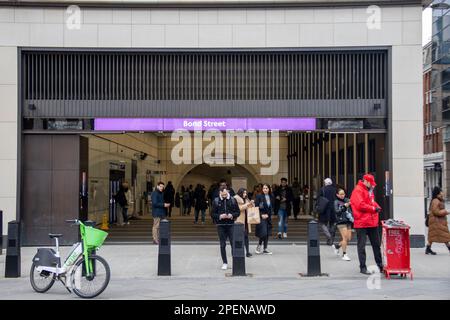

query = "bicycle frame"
[{"left": 35, "top": 221, "right": 95, "bottom": 278}]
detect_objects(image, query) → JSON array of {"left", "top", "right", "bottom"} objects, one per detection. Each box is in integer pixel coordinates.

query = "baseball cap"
[{"left": 363, "top": 174, "right": 377, "bottom": 187}]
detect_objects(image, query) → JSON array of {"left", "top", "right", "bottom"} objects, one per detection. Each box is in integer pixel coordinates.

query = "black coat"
[
  {"left": 333, "top": 197, "right": 353, "bottom": 225},
  {"left": 255, "top": 194, "right": 274, "bottom": 239},
  {"left": 114, "top": 187, "right": 128, "bottom": 207},
  {"left": 319, "top": 185, "right": 337, "bottom": 223},
  {"left": 164, "top": 184, "right": 175, "bottom": 205},
  {"left": 274, "top": 186, "right": 294, "bottom": 214},
  {"left": 194, "top": 189, "right": 208, "bottom": 210},
  {"left": 212, "top": 195, "right": 240, "bottom": 225}
]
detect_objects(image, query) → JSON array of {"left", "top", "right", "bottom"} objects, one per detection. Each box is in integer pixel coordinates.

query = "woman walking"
[
  {"left": 255, "top": 184, "right": 274, "bottom": 255},
  {"left": 332, "top": 188, "right": 353, "bottom": 261},
  {"left": 426, "top": 186, "right": 450, "bottom": 255},
  {"left": 234, "top": 188, "right": 254, "bottom": 258}
]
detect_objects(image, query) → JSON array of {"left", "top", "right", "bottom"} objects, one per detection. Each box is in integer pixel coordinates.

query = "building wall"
[{"left": 0, "top": 5, "right": 424, "bottom": 238}]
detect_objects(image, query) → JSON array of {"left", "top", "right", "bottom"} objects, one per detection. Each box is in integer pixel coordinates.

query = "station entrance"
[{"left": 18, "top": 48, "right": 390, "bottom": 245}]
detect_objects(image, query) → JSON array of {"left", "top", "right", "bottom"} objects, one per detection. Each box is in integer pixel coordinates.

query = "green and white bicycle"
[{"left": 30, "top": 219, "right": 110, "bottom": 299}]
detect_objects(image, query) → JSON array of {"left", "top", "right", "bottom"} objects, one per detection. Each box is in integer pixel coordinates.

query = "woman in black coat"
[{"left": 255, "top": 184, "right": 274, "bottom": 255}]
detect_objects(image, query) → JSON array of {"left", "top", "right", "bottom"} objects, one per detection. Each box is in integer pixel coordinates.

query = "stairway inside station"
[{"left": 104, "top": 208, "right": 350, "bottom": 244}]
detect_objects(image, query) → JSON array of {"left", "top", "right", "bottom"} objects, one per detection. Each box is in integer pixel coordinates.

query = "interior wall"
[{"left": 86, "top": 133, "right": 160, "bottom": 222}]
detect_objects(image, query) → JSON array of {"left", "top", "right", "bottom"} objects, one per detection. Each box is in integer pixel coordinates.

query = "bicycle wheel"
[
  {"left": 71, "top": 255, "right": 110, "bottom": 299},
  {"left": 30, "top": 263, "right": 55, "bottom": 293}
]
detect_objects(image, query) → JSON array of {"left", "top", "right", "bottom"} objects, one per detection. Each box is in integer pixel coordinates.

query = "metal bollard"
[
  {"left": 0, "top": 210, "right": 3, "bottom": 255},
  {"left": 158, "top": 219, "right": 171, "bottom": 276},
  {"left": 5, "top": 220, "right": 21, "bottom": 278},
  {"left": 232, "top": 223, "right": 246, "bottom": 276},
  {"left": 307, "top": 220, "right": 321, "bottom": 276}
]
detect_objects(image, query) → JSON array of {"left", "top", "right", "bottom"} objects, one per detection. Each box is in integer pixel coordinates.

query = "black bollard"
[
  {"left": 232, "top": 223, "right": 246, "bottom": 276},
  {"left": 5, "top": 220, "right": 21, "bottom": 278},
  {"left": 158, "top": 219, "right": 171, "bottom": 276},
  {"left": 0, "top": 210, "right": 3, "bottom": 255},
  {"left": 307, "top": 220, "right": 321, "bottom": 276}
]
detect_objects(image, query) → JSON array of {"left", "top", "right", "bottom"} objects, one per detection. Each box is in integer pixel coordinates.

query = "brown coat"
[
  {"left": 234, "top": 195, "right": 252, "bottom": 233},
  {"left": 428, "top": 198, "right": 450, "bottom": 243}
]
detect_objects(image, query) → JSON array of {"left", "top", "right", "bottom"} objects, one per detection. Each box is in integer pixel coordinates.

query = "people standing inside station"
[
  {"left": 274, "top": 178, "right": 294, "bottom": 239},
  {"left": 350, "top": 174, "right": 383, "bottom": 275},
  {"left": 234, "top": 188, "right": 254, "bottom": 258},
  {"left": 318, "top": 178, "right": 337, "bottom": 245},
  {"left": 255, "top": 184, "right": 274, "bottom": 255},
  {"left": 182, "top": 186, "right": 191, "bottom": 216},
  {"left": 302, "top": 184, "right": 310, "bottom": 215},
  {"left": 212, "top": 186, "right": 240, "bottom": 270},
  {"left": 291, "top": 178, "right": 301, "bottom": 220},
  {"left": 426, "top": 186, "right": 450, "bottom": 255},
  {"left": 194, "top": 184, "right": 208, "bottom": 225},
  {"left": 332, "top": 187, "right": 354, "bottom": 261},
  {"left": 151, "top": 181, "right": 171, "bottom": 245},
  {"left": 164, "top": 181, "right": 175, "bottom": 218},
  {"left": 114, "top": 181, "right": 132, "bottom": 226}
]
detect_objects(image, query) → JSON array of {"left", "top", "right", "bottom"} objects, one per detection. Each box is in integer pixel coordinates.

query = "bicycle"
[{"left": 30, "top": 219, "right": 110, "bottom": 299}]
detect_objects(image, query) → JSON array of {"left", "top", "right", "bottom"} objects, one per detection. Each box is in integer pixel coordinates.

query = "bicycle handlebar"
[{"left": 65, "top": 219, "right": 80, "bottom": 225}]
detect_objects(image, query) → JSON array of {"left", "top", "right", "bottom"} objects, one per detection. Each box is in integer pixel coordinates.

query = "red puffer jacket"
[{"left": 350, "top": 181, "right": 381, "bottom": 228}]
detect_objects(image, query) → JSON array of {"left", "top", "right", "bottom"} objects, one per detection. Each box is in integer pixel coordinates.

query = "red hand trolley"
[{"left": 381, "top": 220, "right": 413, "bottom": 280}]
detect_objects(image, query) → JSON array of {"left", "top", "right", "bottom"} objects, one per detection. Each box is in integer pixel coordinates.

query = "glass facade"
[{"left": 431, "top": 0, "right": 450, "bottom": 122}]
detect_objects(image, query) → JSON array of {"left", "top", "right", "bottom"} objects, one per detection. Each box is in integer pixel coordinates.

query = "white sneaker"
[
  {"left": 342, "top": 254, "right": 351, "bottom": 261},
  {"left": 263, "top": 249, "right": 273, "bottom": 255},
  {"left": 221, "top": 263, "right": 228, "bottom": 270},
  {"left": 255, "top": 245, "right": 262, "bottom": 254},
  {"left": 332, "top": 244, "right": 340, "bottom": 256},
  {"left": 283, "top": 232, "right": 287, "bottom": 238}
]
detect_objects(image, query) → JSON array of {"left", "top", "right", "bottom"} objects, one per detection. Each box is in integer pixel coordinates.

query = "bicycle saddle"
[{"left": 48, "top": 233, "right": 63, "bottom": 239}]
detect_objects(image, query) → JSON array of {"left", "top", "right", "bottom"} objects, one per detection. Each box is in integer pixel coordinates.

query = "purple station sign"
[{"left": 94, "top": 118, "right": 316, "bottom": 131}]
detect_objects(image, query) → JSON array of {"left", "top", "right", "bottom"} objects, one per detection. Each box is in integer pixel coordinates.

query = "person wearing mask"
[
  {"left": 194, "top": 184, "right": 208, "bottom": 225},
  {"left": 212, "top": 186, "right": 240, "bottom": 270},
  {"left": 234, "top": 188, "right": 254, "bottom": 258},
  {"left": 291, "top": 178, "right": 301, "bottom": 220},
  {"left": 255, "top": 184, "right": 274, "bottom": 254},
  {"left": 274, "top": 178, "right": 294, "bottom": 239},
  {"left": 426, "top": 186, "right": 450, "bottom": 255},
  {"left": 332, "top": 187, "right": 354, "bottom": 261},
  {"left": 164, "top": 181, "right": 175, "bottom": 218},
  {"left": 318, "top": 178, "right": 337, "bottom": 245},
  {"left": 350, "top": 174, "right": 383, "bottom": 275},
  {"left": 151, "top": 181, "right": 171, "bottom": 245},
  {"left": 114, "top": 181, "right": 132, "bottom": 226}
]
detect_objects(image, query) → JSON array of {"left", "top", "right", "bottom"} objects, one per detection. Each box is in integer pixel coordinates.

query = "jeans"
[
  {"left": 356, "top": 227, "right": 383, "bottom": 270},
  {"left": 278, "top": 209, "right": 288, "bottom": 233},
  {"left": 217, "top": 225, "right": 234, "bottom": 264},
  {"left": 194, "top": 209, "right": 206, "bottom": 223}
]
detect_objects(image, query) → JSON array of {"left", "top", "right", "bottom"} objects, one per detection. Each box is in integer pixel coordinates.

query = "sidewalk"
[{"left": 0, "top": 244, "right": 449, "bottom": 300}]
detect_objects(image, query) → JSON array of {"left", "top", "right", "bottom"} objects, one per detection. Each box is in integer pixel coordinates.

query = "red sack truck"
[{"left": 381, "top": 220, "right": 413, "bottom": 280}]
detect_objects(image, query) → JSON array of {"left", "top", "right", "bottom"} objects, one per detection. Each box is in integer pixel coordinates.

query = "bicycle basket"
[{"left": 84, "top": 226, "right": 108, "bottom": 248}]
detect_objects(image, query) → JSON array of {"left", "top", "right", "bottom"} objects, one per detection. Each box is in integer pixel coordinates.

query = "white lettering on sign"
[{"left": 182, "top": 120, "right": 226, "bottom": 128}]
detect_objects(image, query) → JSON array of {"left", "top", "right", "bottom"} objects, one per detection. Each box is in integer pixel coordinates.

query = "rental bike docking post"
[
  {"left": 158, "top": 219, "right": 171, "bottom": 276},
  {"left": 232, "top": 223, "right": 246, "bottom": 276},
  {"left": 306, "top": 220, "right": 322, "bottom": 276},
  {"left": 5, "top": 220, "right": 21, "bottom": 278}
]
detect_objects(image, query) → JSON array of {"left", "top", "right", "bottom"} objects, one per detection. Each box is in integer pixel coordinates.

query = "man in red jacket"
[{"left": 350, "top": 174, "right": 383, "bottom": 275}]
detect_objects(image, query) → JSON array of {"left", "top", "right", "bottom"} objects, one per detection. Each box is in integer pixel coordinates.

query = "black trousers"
[
  {"left": 356, "top": 227, "right": 383, "bottom": 270},
  {"left": 217, "top": 225, "right": 234, "bottom": 264},
  {"left": 293, "top": 198, "right": 300, "bottom": 218},
  {"left": 258, "top": 236, "right": 268, "bottom": 249},
  {"left": 244, "top": 230, "right": 250, "bottom": 255}
]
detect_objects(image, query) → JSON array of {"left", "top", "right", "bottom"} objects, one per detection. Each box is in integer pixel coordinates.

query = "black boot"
[{"left": 425, "top": 245, "right": 436, "bottom": 255}]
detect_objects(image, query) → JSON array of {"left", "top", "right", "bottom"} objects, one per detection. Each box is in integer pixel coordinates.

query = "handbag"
[
  {"left": 315, "top": 196, "right": 329, "bottom": 215},
  {"left": 247, "top": 206, "right": 261, "bottom": 225}
]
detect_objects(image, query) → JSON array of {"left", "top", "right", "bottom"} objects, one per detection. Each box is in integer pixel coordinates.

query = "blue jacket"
[{"left": 151, "top": 190, "right": 167, "bottom": 218}]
